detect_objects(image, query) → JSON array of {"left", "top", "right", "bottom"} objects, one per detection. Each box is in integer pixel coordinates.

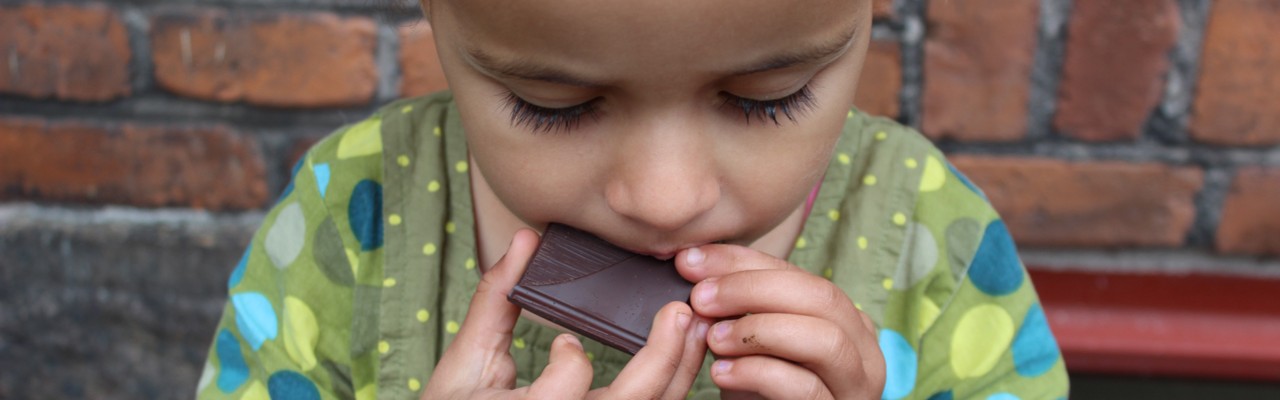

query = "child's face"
[{"left": 429, "top": 0, "right": 872, "bottom": 258}]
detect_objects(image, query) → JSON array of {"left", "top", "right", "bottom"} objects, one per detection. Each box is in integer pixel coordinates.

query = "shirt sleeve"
[
  {"left": 195, "top": 148, "right": 363, "bottom": 400},
  {"left": 878, "top": 149, "right": 1070, "bottom": 400}
]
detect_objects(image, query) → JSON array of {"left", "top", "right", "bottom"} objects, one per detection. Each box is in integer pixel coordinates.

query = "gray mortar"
[
  {"left": 1144, "top": 0, "right": 1212, "bottom": 144},
  {"left": 897, "top": 0, "right": 925, "bottom": 129},
  {"left": 375, "top": 21, "right": 401, "bottom": 104},
  {"left": 1188, "top": 166, "right": 1232, "bottom": 247},
  {"left": 1027, "top": 0, "right": 1071, "bottom": 141},
  {"left": 121, "top": 5, "right": 154, "bottom": 97}
]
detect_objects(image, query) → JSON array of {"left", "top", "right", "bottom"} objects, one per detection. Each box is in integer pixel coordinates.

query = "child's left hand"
[{"left": 677, "top": 244, "right": 887, "bottom": 399}]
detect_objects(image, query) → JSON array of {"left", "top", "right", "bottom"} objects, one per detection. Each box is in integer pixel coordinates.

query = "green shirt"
[{"left": 197, "top": 92, "right": 1069, "bottom": 400}]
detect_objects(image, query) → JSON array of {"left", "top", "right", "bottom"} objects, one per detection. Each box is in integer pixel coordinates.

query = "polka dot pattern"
[
  {"left": 215, "top": 329, "right": 249, "bottom": 393},
  {"left": 969, "top": 221, "right": 1024, "bottom": 296},
  {"left": 265, "top": 202, "right": 306, "bottom": 269},
  {"left": 895, "top": 223, "right": 939, "bottom": 289},
  {"left": 926, "top": 390, "right": 954, "bottom": 400},
  {"left": 283, "top": 297, "right": 320, "bottom": 371},
  {"left": 348, "top": 180, "right": 383, "bottom": 251},
  {"left": 231, "top": 292, "right": 278, "bottom": 351},
  {"left": 1012, "top": 304, "right": 1060, "bottom": 377},
  {"left": 337, "top": 118, "right": 383, "bottom": 159},
  {"left": 879, "top": 329, "right": 917, "bottom": 400},
  {"left": 267, "top": 370, "right": 321, "bottom": 400},
  {"left": 312, "top": 219, "right": 354, "bottom": 286},
  {"left": 986, "top": 393, "right": 1019, "bottom": 400},
  {"left": 313, "top": 163, "right": 331, "bottom": 198},
  {"left": 950, "top": 304, "right": 1014, "bottom": 378},
  {"left": 919, "top": 156, "right": 946, "bottom": 192}
]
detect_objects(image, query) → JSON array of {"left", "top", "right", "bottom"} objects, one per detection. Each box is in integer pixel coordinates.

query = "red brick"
[
  {"left": 1054, "top": 0, "right": 1180, "bottom": 141},
  {"left": 950, "top": 156, "right": 1204, "bottom": 247},
  {"left": 151, "top": 10, "right": 377, "bottom": 108},
  {"left": 0, "top": 118, "right": 267, "bottom": 210},
  {"left": 923, "top": 0, "right": 1039, "bottom": 142},
  {"left": 873, "top": 0, "right": 894, "bottom": 19},
  {"left": 1217, "top": 168, "right": 1280, "bottom": 255},
  {"left": 1190, "top": 0, "right": 1280, "bottom": 146},
  {"left": 399, "top": 23, "right": 449, "bottom": 98},
  {"left": 0, "top": 4, "right": 131, "bottom": 101},
  {"left": 855, "top": 40, "right": 902, "bottom": 118}
]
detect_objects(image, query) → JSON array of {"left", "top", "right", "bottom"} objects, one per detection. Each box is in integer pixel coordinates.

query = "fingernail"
[
  {"left": 712, "top": 360, "right": 733, "bottom": 377},
  {"left": 695, "top": 320, "right": 709, "bottom": 340},
  {"left": 685, "top": 247, "right": 704, "bottom": 268},
  {"left": 712, "top": 320, "right": 732, "bottom": 343},
  {"left": 694, "top": 280, "right": 717, "bottom": 307},
  {"left": 561, "top": 334, "right": 583, "bottom": 349},
  {"left": 676, "top": 312, "right": 692, "bottom": 331}
]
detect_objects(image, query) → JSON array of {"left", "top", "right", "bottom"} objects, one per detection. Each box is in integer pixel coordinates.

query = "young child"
[{"left": 197, "top": 0, "right": 1069, "bottom": 398}]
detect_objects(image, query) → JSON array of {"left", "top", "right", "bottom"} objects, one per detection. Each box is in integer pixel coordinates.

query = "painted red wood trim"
[{"left": 1028, "top": 268, "right": 1280, "bottom": 381}]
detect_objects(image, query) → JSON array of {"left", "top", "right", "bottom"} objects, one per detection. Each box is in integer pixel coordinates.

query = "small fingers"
[
  {"left": 711, "top": 356, "right": 833, "bottom": 400},
  {"left": 525, "top": 334, "right": 593, "bottom": 399},
  {"left": 603, "top": 302, "right": 700, "bottom": 399},
  {"left": 676, "top": 244, "right": 798, "bottom": 283},
  {"left": 707, "top": 313, "right": 876, "bottom": 398},
  {"left": 455, "top": 229, "right": 541, "bottom": 352},
  {"left": 691, "top": 269, "right": 857, "bottom": 323}
]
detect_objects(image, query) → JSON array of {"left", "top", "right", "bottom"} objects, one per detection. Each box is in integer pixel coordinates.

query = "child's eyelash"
[
  {"left": 721, "top": 85, "right": 816, "bottom": 125},
  {"left": 503, "top": 92, "right": 601, "bottom": 133}
]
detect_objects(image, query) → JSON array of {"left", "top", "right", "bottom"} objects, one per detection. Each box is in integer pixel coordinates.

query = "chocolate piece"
[{"left": 508, "top": 223, "right": 694, "bottom": 355}]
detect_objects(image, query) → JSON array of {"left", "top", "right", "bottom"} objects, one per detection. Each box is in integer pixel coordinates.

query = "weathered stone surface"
[
  {"left": 923, "top": 0, "right": 1039, "bottom": 142},
  {"left": 398, "top": 23, "right": 449, "bottom": 98},
  {"left": 1054, "top": 0, "right": 1180, "bottom": 141},
  {"left": 0, "top": 206, "right": 258, "bottom": 400},
  {"left": 0, "top": 118, "right": 269, "bottom": 211},
  {"left": 151, "top": 9, "right": 378, "bottom": 107},
  {"left": 951, "top": 155, "right": 1204, "bottom": 247},
  {"left": 0, "top": 4, "right": 131, "bottom": 101},
  {"left": 1190, "top": 0, "right": 1280, "bottom": 145},
  {"left": 1217, "top": 168, "right": 1280, "bottom": 255},
  {"left": 855, "top": 40, "right": 902, "bottom": 118}
]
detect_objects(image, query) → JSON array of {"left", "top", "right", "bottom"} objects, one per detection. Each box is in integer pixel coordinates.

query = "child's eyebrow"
[{"left": 463, "top": 23, "right": 859, "bottom": 88}]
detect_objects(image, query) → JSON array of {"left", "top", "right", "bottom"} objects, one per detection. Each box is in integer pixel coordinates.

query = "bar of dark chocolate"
[{"left": 508, "top": 223, "right": 694, "bottom": 355}]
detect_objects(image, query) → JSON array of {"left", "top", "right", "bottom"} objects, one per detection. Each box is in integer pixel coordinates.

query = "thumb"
[
  {"left": 454, "top": 228, "right": 541, "bottom": 354},
  {"left": 524, "top": 334, "right": 593, "bottom": 398}
]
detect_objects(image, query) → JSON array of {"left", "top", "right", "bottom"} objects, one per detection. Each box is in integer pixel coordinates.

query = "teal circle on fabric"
[
  {"left": 231, "top": 292, "right": 278, "bottom": 351},
  {"left": 968, "top": 220, "right": 1023, "bottom": 296},
  {"left": 268, "top": 370, "right": 321, "bottom": 400},
  {"left": 313, "top": 163, "right": 331, "bottom": 199},
  {"left": 986, "top": 393, "right": 1020, "bottom": 400},
  {"left": 878, "top": 328, "right": 917, "bottom": 400},
  {"left": 1012, "top": 304, "right": 1060, "bottom": 377},
  {"left": 228, "top": 245, "right": 250, "bottom": 289},
  {"left": 926, "top": 390, "right": 953, "bottom": 400},
  {"left": 278, "top": 157, "right": 306, "bottom": 203},
  {"left": 215, "top": 329, "right": 249, "bottom": 393},
  {"left": 947, "top": 162, "right": 985, "bottom": 198},
  {"left": 348, "top": 179, "right": 384, "bottom": 250}
]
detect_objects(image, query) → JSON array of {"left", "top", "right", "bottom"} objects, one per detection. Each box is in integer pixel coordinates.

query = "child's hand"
[
  {"left": 422, "top": 229, "right": 710, "bottom": 400},
  {"left": 677, "top": 244, "right": 887, "bottom": 399}
]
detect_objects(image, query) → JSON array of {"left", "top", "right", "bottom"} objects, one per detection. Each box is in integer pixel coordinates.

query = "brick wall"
[{"left": 1, "top": 0, "right": 1278, "bottom": 398}]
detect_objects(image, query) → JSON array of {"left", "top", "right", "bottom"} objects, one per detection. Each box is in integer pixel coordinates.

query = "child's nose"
[{"left": 604, "top": 126, "right": 720, "bottom": 232}]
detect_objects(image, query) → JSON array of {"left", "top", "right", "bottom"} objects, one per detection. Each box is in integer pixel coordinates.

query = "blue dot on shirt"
[
  {"left": 227, "top": 244, "right": 250, "bottom": 290},
  {"left": 231, "top": 292, "right": 278, "bottom": 351},
  {"left": 926, "top": 390, "right": 953, "bottom": 400},
  {"left": 348, "top": 179, "right": 383, "bottom": 250},
  {"left": 968, "top": 220, "right": 1023, "bottom": 296},
  {"left": 313, "top": 163, "right": 331, "bottom": 199},
  {"left": 879, "top": 328, "right": 917, "bottom": 400},
  {"left": 215, "top": 329, "right": 249, "bottom": 393},
  {"left": 1013, "top": 304, "right": 1060, "bottom": 377},
  {"left": 986, "top": 393, "right": 1020, "bottom": 400},
  {"left": 268, "top": 370, "right": 321, "bottom": 400}
]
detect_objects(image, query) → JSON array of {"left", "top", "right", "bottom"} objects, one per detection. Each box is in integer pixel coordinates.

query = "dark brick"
[
  {"left": 1190, "top": 0, "right": 1280, "bottom": 146},
  {"left": 0, "top": 4, "right": 131, "bottom": 101}
]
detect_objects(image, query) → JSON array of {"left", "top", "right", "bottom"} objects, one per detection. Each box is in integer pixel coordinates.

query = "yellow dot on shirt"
[
  {"left": 401, "top": 105, "right": 413, "bottom": 114},
  {"left": 417, "top": 309, "right": 430, "bottom": 322},
  {"left": 857, "top": 236, "right": 868, "bottom": 250},
  {"left": 422, "top": 242, "right": 437, "bottom": 255},
  {"left": 586, "top": 352, "right": 595, "bottom": 361},
  {"left": 346, "top": 248, "right": 360, "bottom": 276},
  {"left": 855, "top": 302, "right": 863, "bottom": 310},
  {"left": 397, "top": 155, "right": 410, "bottom": 167},
  {"left": 847, "top": 110, "right": 855, "bottom": 119},
  {"left": 378, "top": 341, "right": 390, "bottom": 354},
  {"left": 455, "top": 161, "right": 468, "bottom": 173},
  {"left": 408, "top": 378, "right": 421, "bottom": 391},
  {"left": 445, "top": 221, "right": 456, "bottom": 234},
  {"left": 465, "top": 258, "right": 476, "bottom": 270},
  {"left": 876, "top": 131, "right": 888, "bottom": 140},
  {"left": 893, "top": 212, "right": 907, "bottom": 226},
  {"left": 823, "top": 268, "right": 833, "bottom": 279},
  {"left": 863, "top": 175, "right": 877, "bottom": 186},
  {"left": 920, "top": 155, "right": 947, "bottom": 192},
  {"left": 427, "top": 180, "right": 441, "bottom": 192},
  {"left": 388, "top": 214, "right": 402, "bottom": 226},
  {"left": 513, "top": 337, "right": 527, "bottom": 349},
  {"left": 383, "top": 278, "right": 396, "bottom": 287},
  {"left": 905, "top": 158, "right": 919, "bottom": 169},
  {"left": 951, "top": 304, "right": 1014, "bottom": 378},
  {"left": 838, "top": 152, "right": 851, "bottom": 165},
  {"left": 794, "top": 237, "right": 807, "bottom": 249},
  {"left": 883, "top": 278, "right": 894, "bottom": 290},
  {"left": 827, "top": 209, "right": 840, "bottom": 221},
  {"left": 446, "top": 321, "right": 460, "bottom": 334},
  {"left": 433, "top": 126, "right": 442, "bottom": 136}
]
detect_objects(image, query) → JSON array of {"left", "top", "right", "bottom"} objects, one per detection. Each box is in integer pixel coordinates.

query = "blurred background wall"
[{"left": 1, "top": 0, "right": 1278, "bottom": 398}]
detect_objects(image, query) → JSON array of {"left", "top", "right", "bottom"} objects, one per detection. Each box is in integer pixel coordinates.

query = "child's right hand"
[{"left": 421, "top": 229, "right": 710, "bottom": 400}]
